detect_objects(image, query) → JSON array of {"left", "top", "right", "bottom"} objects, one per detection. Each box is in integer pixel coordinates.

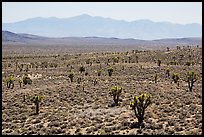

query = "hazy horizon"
[{"left": 2, "top": 2, "right": 202, "bottom": 25}]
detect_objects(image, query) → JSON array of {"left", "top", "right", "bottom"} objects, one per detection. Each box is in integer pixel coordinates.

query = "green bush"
[
  {"left": 130, "top": 93, "right": 152, "bottom": 127},
  {"left": 30, "top": 95, "right": 43, "bottom": 114},
  {"left": 109, "top": 86, "right": 122, "bottom": 106}
]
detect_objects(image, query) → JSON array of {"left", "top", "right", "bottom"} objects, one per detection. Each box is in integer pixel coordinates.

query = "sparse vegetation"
[{"left": 2, "top": 44, "right": 202, "bottom": 135}]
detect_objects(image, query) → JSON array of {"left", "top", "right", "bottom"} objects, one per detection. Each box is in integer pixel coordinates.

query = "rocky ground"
[{"left": 2, "top": 46, "right": 202, "bottom": 135}]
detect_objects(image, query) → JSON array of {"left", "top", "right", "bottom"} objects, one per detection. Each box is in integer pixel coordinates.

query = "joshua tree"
[
  {"left": 19, "top": 79, "right": 22, "bottom": 88},
  {"left": 130, "top": 93, "right": 152, "bottom": 127},
  {"left": 186, "top": 71, "right": 198, "bottom": 92},
  {"left": 154, "top": 73, "right": 158, "bottom": 83},
  {"left": 79, "top": 65, "right": 85, "bottom": 73},
  {"left": 157, "top": 59, "right": 161, "bottom": 67},
  {"left": 15, "top": 61, "right": 18, "bottom": 71},
  {"left": 93, "top": 79, "right": 98, "bottom": 86},
  {"left": 109, "top": 86, "right": 122, "bottom": 106},
  {"left": 166, "top": 47, "right": 170, "bottom": 51},
  {"left": 113, "top": 57, "right": 119, "bottom": 63},
  {"left": 97, "top": 70, "right": 102, "bottom": 76},
  {"left": 68, "top": 72, "right": 74, "bottom": 82},
  {"left": 77, "top": 77, "right": 82, "bottom": 84},
  {"left": 6, "top": 75, "right": 14, "bottom": 89},
  {"left": 165, "top": 68, "right": 170, "bottom": 77},
  {"left": 172, "top": 73, "right": 180, "bottom": 86},
  {"left": 30, "top": 95, "right": 43, "bottom": 114},
  {"left": 135, "top": 56, "right": 139, "bottom": 63},
  {"left": 107, "top": 67, "right": 113, "bottom": 76},
  {"left": 128, "top": 56, "right": 131, "bottom": 63}
]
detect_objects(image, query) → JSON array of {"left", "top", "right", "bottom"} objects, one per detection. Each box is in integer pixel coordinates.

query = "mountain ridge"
[
  {"left": 2, "top": 14, "right": 202, "bottom": 40},
  {"left": 2, "top": 30, "right": 202, "bottom": 49}
]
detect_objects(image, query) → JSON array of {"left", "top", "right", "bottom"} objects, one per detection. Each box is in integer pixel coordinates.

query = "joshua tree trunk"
[
  {"left": 7, "top": 82, "right": 9, "bottom": 88},
  {"left": 113, "top": 96, "right": 118, "bottom": 106},
  {"left": 188, "top": 81, "right": 193, "bottom": 92},
  {"left": 36, "top": 102, "right": 39, "bottom": 114}
]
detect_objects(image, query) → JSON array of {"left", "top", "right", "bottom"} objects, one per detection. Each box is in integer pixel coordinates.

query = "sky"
[{"left": 2, "top": 2, "right": 202, "bottom": 25}]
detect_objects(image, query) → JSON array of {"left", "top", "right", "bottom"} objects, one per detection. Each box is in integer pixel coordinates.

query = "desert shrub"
[
  {"left": 50, "top": 63, "right": 58, "bottom": 68},
  {"left": 23, "top": 74, "right": 32, "bottom": 85},
  {"left": 96, "top": 59, "right": 100, "bottom": 64},
  {"left": 68, "top": 72, "right": 74, "bottom": 82},
  {"left": 172, "top": 73, "right": 180, "bottom": 86},
  {"left": 93, "top": 79, "right": 98, "bottom": 86},
  {"left": 77, "top": 77, "right": 82, "bottom": 84},
  {"left": 169, "top": 61, "right": 177, "bottom": 65},
  {"left": 41, "top": 61, "right": 48, "bottom": 69},
  {"left": 130, "top": 93, "right": 152, "bottom": 127},
  {"left": 18, "top": 64, "right": 23, "bottom": 72},
  {"left": 30, "top": 95, "right": 43, "bottom": 114},
  {"left": 6, "top": 75, "right": 14, "bottom": 89},
  {"left": 79, "top": 66, "right": 85, "bottom": 73},
  {"left": 109, "top": 86, "right": 122, "bottom": 106},
  {"left": 86, "top": 59, "right": 90, "bottom": 64},
  {"left": 107, "top": 67, "right": 113, "bottom": 76},
  {"left": 176, "top": 46, "right": 181, "bottom": 50},
  {"left": 157, "top": 59, "right": 161, "bottom": 67},
  {"left": 25, "top": 65, "right": 29, "bottom": 72},
  {"left": 186, "top": 71, "right": 198, "bottom": 92},
  {"left": 85, "top": 72, "right": 88, "bottom": 76}
]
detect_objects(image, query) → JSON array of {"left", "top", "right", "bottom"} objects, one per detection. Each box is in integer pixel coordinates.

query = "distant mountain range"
[
  {"left": 2, "top": 14, "right": 202, "bottom": 40},
  {"left": 2, "top": 31, "right": 202, "bottom": 50}
]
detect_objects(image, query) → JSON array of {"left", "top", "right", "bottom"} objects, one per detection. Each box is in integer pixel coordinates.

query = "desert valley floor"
[{"left": 2, "top": 45, "right": 202, "bottom": 135}]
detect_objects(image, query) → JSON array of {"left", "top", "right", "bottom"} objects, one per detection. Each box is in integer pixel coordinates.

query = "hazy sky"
[{"left": 2, "top": 2, "right": 202, "bottom": 25}]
